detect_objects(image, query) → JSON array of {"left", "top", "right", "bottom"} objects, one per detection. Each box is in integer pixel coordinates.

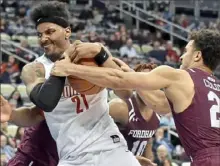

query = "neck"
[
  {"left": 135, "top": 93, "right": 149, "bottom": 112},
  {"left": 194, "top": 65, "right": 213, "bottom": 75},
  {"left": 135, "top": 94, "right": 154, "bottom": 122}
]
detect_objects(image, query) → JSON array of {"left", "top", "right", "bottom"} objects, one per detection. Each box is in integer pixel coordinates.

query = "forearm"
[
  {"left": 137, "top": 90, "right": 171, "bottom": 115},
  {"left": 102, "top": 57, "right": 132, "bottom": 99},
  {"left": 67, "top": 64, "right": 135, "bottom": 89},
  {"left": 144, "top": 141, "right": 154, "bottom": 161},
  {"left": 67, "top": 65, "right": 174, "bottom": 91},
  {"left": 9, "top": 106, "right": 43, "bottom": 127}
]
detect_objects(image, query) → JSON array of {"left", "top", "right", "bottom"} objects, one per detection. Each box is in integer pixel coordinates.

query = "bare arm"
[
  {"left": 143, "top": 138, "right": 154, "bottom": 160},
  {"left": 108, "top": 98, "right": 129, "bottom": 126},
  {"left": 65, "top": 64, "right": 180, "bottom": 91},
  {"left": 10, "top": 106, "right": 44, "bottom": 127},
  {"left": 98, "top": 45, "right": 132, "bottom": 99},
  {"left": 137, "top": 90, "right": 171, "bottom": 115}
]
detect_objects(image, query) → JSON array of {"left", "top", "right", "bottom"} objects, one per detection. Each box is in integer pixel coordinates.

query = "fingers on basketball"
[{"left": 68, "top": 59, "right": 104, "bottom": 95}]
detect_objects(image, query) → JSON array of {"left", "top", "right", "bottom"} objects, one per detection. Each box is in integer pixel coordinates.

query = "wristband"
[{"left": 94, "top": 47, "right": 109, "bottom": 66}]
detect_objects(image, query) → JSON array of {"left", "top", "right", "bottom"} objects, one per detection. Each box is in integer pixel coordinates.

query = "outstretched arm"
[{"left": 55, "top": 64, "right": 180, "bottom": 91}]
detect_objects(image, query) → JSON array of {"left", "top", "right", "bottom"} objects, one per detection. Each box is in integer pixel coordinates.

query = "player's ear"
[
  {"left": 64, "top": 27, "right": 71, "bottom": 40},
  {"left": 194, "top": 50, "right": 202, "bottom": 62}
]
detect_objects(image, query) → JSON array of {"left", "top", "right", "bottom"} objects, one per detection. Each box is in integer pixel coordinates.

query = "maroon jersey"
[
  {"left": 14, "top": 120, "right": 58, "bottom": 165},
  {"left": 119, "top": 95, "right": 160, "bottom": 156},
  {"left": 169, "top": 68, "right": 220, "bottom": 160}
]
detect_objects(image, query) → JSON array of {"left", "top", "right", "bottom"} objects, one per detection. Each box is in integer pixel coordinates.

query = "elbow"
[
  {"left": 31, "top": 98, "right": 58, "bottom": 112},
  {"left": 38, "top": 100, "right": 57, "bottom": 112}
]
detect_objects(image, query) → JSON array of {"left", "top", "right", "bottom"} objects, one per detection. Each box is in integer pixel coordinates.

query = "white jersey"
[{"left": 36, "top": 55, "right": 127, "bottom": 161}]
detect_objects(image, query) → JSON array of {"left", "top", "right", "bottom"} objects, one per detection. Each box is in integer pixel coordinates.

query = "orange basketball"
[{"left": 67, "top": 59, "right": 104, "bottom": 95}]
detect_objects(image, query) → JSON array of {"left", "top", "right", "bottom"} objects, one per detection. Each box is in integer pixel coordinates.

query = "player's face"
[
  {"left": 37, "top": 22, "right": 71, "bottom": 62},
  {"left": 180, "top": 40, "right": 201, "bottom": 70}
]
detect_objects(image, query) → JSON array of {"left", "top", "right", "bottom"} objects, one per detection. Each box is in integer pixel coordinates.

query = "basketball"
[{"left": 67, "top": 59, "right": 104, "bottom": 95}]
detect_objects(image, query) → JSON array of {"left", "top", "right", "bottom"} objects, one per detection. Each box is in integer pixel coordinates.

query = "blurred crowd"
[{"left": 1, "top": 0, "right": 220, "bottom": 165}]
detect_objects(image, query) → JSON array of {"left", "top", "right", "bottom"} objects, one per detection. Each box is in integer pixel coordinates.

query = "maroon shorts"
[{"left": 191, "top": 147, "right": 220, "bottom": 166}]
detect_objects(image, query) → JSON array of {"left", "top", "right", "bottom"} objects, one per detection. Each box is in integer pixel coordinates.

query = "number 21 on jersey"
[
  {"left": 71, "top": 94, "right": 89, "bottom": 114},
  {"left": 208, "top": 91, "right": 220, "bottom": 128}
]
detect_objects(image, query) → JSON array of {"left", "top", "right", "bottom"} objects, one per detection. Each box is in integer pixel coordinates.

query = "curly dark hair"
[
  {"left": 189, "top": 29, "right": 220, "bottom": 71},
  {"left": 30, "top": 1, "right": 70, "bottom": 24}
]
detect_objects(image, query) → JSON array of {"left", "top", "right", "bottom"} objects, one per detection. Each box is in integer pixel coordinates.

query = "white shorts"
[{"left": 58, "top": 146, "right": 141, "bottom": 166}]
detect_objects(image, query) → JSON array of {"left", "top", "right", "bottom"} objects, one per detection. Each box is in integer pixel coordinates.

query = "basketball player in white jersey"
[{"left": 18, "top": 1, "right": 141, "bottom": 166}]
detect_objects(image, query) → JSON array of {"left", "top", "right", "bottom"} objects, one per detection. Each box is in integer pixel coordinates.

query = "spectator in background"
[
  {"left": 160, "top": 113, "right": 175, "bottom": 129},
  {"left": 153, "top": 128, "right": 174, "bottom": 155},
  {"left": 103, "top": 4, "right": 122, "bottom": 28},
  {"left": 139, "top": 30, "right": 150, "bottom": 45},
  {"left": 16, "top": 39, "right": 34, "bottom": 61},
  {"left": 78, "top": 5, "right": 94, "bottom": 20},
  {"left": 178, "top": 14, "right": 189, "bottom": 28},
  {"left": 14, "top": 127, "right": 24, "bottom": 147},
  {"left": 120, "top": 38, "right": 139, "bottom": 58},
  {"left": 0, "top": 18, "right": 7, "bottom": 33},
  {"left": 0, "top": 56, "right": 20, "bottom": 84},
  {"left": 17, "top": 6, "right": 26, "bottom": 19},
  {"left": 0, "top": 122, "right": 16, "bottom": 148},
  {"left": 165, "top": 41, "right": 179, "bottom": 64},
  {"left": 105, "top": 34, "right": 122, "bottom": 50},
  {"left": 0, "top": 134, "right": 15, "bottom": 163},
  {"left": 148, "top": 41, "right": 167, "bottom": 64},
  {"left": 92, "top": 8, "right": 103, "bottom": 25},
  {"left": 155, "top": 145, "right": 173, "bottom": 166},
  {"left": 84, "top": 20, "right": 96, "bottom": 33},
  {"left": 87, "top": 31, "right": 103, "bottom": 43},
  {"left": 119, "top": 24, "right": 127, "bottom": 35},
  {"left": 120, "top": 35, "right": 127, "bottom": 45},
  {"left": 130, "top": 29, "right": 142, "bottom": 42},
  {"left": 8, "top": 89, "right": 23, "bottom": 108}
]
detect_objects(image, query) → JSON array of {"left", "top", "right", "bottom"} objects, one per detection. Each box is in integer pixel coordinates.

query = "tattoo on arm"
[
  {"left": 35, "top": 63, "right": 46, "bottom": 78},
  {"left": 21, "top": 62, "right": 46, "bottom": 95}
]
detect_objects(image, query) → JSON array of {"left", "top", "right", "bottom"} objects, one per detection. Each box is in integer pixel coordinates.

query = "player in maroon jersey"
[
  {"left": 109, "top": 64, "right": 160, "bottom": 161},
  {"left": 52, "top": 29, "right": 220, "bottom": 166},
  {"left": 0, "top": 96, "right": 58, "bottom": 166}
]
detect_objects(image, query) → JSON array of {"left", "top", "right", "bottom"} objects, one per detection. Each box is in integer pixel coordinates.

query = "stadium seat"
[
  {"left": 12, "top": 35, "right": 26, "bottom": 42},
  {"left": 1, "top": 33, "right": 11, "bottom": 41},
  {"left": 27, "top": 36, "right": 39, "bottom": 47},
  {"left": 7, "top": 125, "right": 18, "bottom": 137},
  {"left": 141, "top": 44, "right": 153, "bottom": 54},
  {"left": 133, "top": 44, "right": 142, "bottom": 54}
]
